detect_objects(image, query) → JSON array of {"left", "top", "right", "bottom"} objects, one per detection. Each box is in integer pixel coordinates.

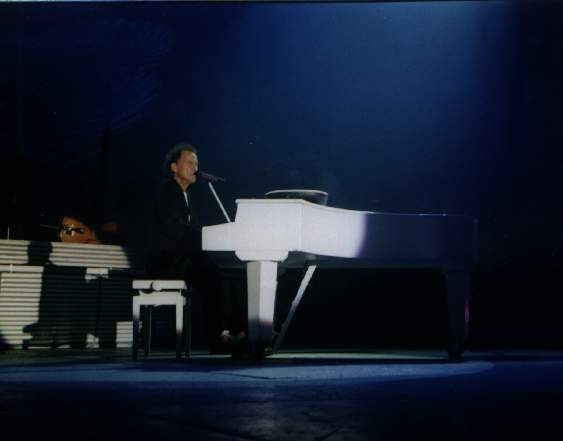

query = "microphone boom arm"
[{"left": 207, "top": 181, "right": 231, "bottom": 223}]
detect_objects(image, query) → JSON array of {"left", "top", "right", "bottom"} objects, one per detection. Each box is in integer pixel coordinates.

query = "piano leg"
[
  {"left": 445, "top": 270, "right": 470, "bottom": 360},
  {"left": 246, "top": 261, "right": 278, "bottom": 350}
]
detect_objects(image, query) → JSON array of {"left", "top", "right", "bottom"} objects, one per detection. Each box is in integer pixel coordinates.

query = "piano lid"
[{"left": 265, "top": 189, "right": 328, "bottom": 206}]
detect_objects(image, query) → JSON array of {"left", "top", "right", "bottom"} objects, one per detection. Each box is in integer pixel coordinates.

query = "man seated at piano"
[{"left": 147, "top": 143, "right": 246, "bottom": 354}]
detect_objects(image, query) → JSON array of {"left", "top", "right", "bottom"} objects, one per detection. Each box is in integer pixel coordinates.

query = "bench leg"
[
  {"left": 145, "top": 306, "right": 153, "bottom": 357},
  {"left": 132, "top": 298, "right": 140, "bottom": 360},
  {"left": 185, "top": 296, "right": 191, "bottom": 359},
  {"left": 175, "top": 299, "right": 183, "bottom": 360}
]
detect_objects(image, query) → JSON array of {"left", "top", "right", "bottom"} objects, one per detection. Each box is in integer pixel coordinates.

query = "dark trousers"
[{"left": 148, "top": 249, "right": 245, "bottom": 346}]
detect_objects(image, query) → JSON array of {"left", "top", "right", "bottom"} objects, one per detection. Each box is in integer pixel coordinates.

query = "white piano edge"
[
  {"left": 235, "top": 198, "right": 375, "bottom": 215},
  {"left": 205, "top": 251, "right": 475, "bottom": 271}
]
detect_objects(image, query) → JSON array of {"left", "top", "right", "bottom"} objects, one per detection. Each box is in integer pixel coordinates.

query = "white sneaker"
[{"left": 219, "top": 329, "right": 233, "bottom": 344}]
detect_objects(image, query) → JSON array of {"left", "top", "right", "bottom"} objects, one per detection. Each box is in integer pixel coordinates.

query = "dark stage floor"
[{"left": 1, "top": 348, "right": 562, "bottom": 440}]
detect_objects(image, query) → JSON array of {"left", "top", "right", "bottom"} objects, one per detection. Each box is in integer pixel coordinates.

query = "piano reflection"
[{"left": 202, "top": 190, "right": 478, "bottom": 359}]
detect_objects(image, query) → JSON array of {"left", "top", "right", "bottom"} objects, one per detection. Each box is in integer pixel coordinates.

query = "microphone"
[{"left": 196, "top": 170, "right": 226, "bottom": 183}]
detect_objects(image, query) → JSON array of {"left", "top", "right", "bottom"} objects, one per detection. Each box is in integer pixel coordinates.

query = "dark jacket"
[{"left": 148, "top": 178, "right": 202, "bottom": 274}]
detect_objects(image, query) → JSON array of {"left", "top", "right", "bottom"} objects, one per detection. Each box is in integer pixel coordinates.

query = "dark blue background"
[{"left": 1, "top": 1, "right": 562, "bottom": 348}]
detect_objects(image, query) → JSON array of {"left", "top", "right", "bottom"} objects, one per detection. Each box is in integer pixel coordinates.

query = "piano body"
[{"left": 202, "top": 198, "right": 478, "bottom": 358}]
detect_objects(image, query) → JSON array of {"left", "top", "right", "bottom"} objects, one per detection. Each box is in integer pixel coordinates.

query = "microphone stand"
[{"left": 207, "top": 181, "right": 231, "bottom": 223}]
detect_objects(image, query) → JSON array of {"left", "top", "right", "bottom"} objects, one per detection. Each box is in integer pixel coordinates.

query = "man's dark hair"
[{"left": 163, "top": 143, "right": 198, "bottom": 175}]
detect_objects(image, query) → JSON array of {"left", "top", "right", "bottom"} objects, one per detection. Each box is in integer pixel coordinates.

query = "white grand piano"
[{"left": 202, "top": 190, "right": 478, "bottom": 359}]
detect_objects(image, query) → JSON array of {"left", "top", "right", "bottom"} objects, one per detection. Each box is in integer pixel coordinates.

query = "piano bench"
[{"left": 132, "top": 280, "right": 191, "bottom": 360}]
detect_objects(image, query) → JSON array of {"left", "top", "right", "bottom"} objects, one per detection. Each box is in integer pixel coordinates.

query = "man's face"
[{"left": 171, "top": 151, "right": 199, "bottom": 188}]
